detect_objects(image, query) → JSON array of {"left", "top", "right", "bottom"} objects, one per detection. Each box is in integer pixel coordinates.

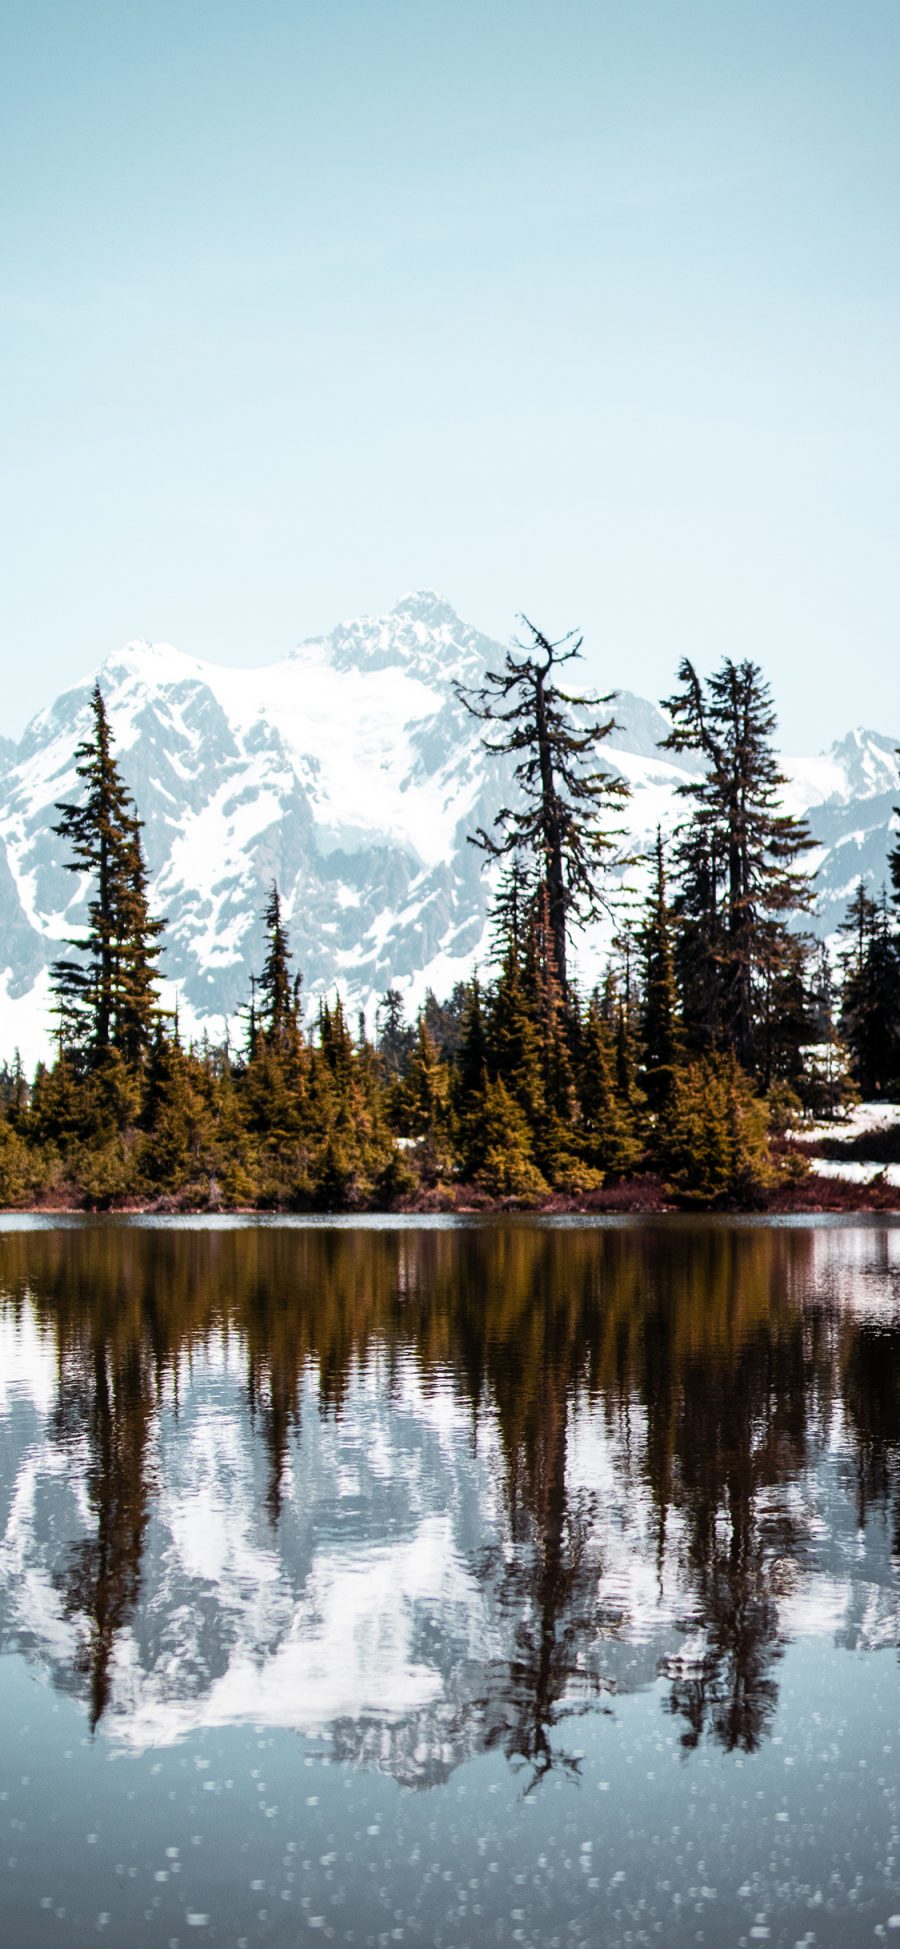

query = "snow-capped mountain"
[{"left": 0, "top": 591, "right": 897, "bottom": 1066}]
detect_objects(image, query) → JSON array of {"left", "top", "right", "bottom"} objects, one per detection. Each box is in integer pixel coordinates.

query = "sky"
[{"left": 2, "top": 0, "right": 900, "bottom": 751}]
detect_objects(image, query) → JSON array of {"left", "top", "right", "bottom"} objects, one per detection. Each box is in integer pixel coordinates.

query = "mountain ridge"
[{"left": 0, "top": 591, "right": 897, "bottom": 1067}]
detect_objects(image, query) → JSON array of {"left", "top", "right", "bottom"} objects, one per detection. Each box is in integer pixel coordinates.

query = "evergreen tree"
[
  {"left": 802, "top": 942, "right": 856, "bottom": 1119},
  {"left": 756, "top": 926, "right": 815, "bottom": 1092},
  {"left": 400, "top": 1016, "right": 454, "bottom": 1179},
  {"left": 239, "top": 892, "right": 307, "bottom": 1184},
  {"left": 376, "top": 988, "right": 413, "bottom": 1080},
  {"left": 456, "top": 975, "right": 489, "bottom": 1110},
  {"left": 659, "top": 1053, "right": 773, "bottom": 1206},
  {"left": 421, "top": 984, "right": 468, "bottom": 1060},
  {"left": 888, "top": 751, "right": 900, "bottom": 912},
  {"left": 488, "top": 858, "right": 534, "bottom": 970},
  {"left": 639, "top": 830, "right": 683, "bottom": 1113},
  {"left": 257, "top": 882, "right": 301, "bottom": 1056},
  {"left": 471, "top": 1078, "right": 549, "bottom": 1200},
  {"left": 661, "top": 658, "right": 814, "bottom": 1074},
  {"left": 838, "top": 882, "right": 900, "bottom": 1097},
  {"left": 51, "top": 684, "right": 163, "bottom": 1066},
  {"left": 0, "top": 1051, "right": 29, "bottom": 1127},
  {"left": 606, "top": 932, "right": 643, "bottom": 1112},
  {"left": 457, "top": 616, "right": 629, "bottom": 993},
  {"left": 668, "top": 823, "right": 723, "bottom": 1056},
  {"left": 138, "top": 1023, "right": 206, "bottom": 1191},
  {"left": 576, "top": 990, "right": 642, "bottom": 1176},
  {"left": 524, "top": 880, "right": 578, "bottom": 1126},
  {"left": 488, "top": 931, "right": 546, "bottom": 1132}
]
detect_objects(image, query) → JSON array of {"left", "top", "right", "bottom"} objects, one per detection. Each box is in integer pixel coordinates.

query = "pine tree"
[
  {"left": 488, "top": 932, "right": 546, "bottom": 1132},
  {"left": 239, "top": 892, "right": 307, "bottom": 1187},
  {"left": 756, "top": 926, "right": 815, "bottom": 1092},
  {"left": 376, "top": 988, "right": 413, "bottom": 1081},
  {"left": 257, "top": 882, "right": 301, "bottom": 1056},
  {"left": 456, "top": 975, "right": 489, "bottom": 1110},
  {"left": 888, "top": 751, "right": 900, "bottom": 913},
  {"left": 661, "top": 658, "right": 814, "bottom": 1074},
  {"left": 400, "top": 1016, "right": 454, "bottom": 1179},
  {"left": 659, "top": 1053, "right": 773, "bottom": 1206},
  {"left": 457, "top": 616, "right": 629, "bottom": 993},
  {"left": 138, "top": 1022, "right": 205, "bottom": 1190},
  {"left": 524, "top": 880, "right": 578, "bottom": 1125},
  {"left": 606, "top": 931, "right": 643, "bottom": 1111},
  {"left": 488, "top": 859, "right": 534, "bottom": 971},
  {"left": 639, "top": 830, "right": 683, "bottom": 1113},
  {"left": 838, "top": 883, "right": 900, "bottom": 1097},
  {"left": 669, "top": 822, "right": 722, "bottom": 1056},
  {"left": 576, "top": 990, "right": 641, "bottom": 1176},
  {"left": 51, "top": 684, "right": 163, "bottom": 1066},
  {"left": 802, "top": 941, "right": 856, "bottom": 1119},
  {"left": 471, "top": 1078, "right": 549, "bottom": 1200}
]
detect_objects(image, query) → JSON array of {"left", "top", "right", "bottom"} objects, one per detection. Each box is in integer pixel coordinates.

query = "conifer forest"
[{"left": 2, "top": 628, "right": 898, "bottom": 1214}]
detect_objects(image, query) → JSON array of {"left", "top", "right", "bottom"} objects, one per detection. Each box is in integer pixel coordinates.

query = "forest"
[{"left": 1, "top": 621, "right": 899, "bottom": 1213}]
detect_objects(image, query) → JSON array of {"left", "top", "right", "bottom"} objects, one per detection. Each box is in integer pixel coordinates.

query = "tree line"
[{"left": 0, "top": 620, "right": 897, "bottom": 1210}]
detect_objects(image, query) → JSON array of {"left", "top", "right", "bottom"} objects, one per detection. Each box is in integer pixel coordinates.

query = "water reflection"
[{"left": 1, "top": 1222, "right": 899, "bottom": 1785}]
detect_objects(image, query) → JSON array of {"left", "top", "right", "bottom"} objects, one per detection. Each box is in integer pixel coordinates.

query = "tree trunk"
[{"left": 534, "top": 674, "right": 568, "bottom": 994}]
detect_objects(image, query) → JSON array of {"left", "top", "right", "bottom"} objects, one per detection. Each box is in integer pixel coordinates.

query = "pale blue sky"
[{"left": 2, "top": 0, "right": 900, "bottom": 748}]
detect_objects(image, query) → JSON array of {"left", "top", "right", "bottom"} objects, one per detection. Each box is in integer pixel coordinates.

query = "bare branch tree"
[{"left": 456, "top": 617, "right": 629, "bottom": 993}]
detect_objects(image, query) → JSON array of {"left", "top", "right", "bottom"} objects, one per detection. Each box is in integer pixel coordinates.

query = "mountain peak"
[
  {"left": 391, "top": 590, "right": 462, "bottom": 629},
  {"left": 293, "top": 592, "right": 491, "bottom": 687}
]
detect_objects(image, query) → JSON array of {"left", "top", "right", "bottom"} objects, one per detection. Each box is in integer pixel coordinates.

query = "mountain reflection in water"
[{"left": 1, "top": 1221, "right": 899, "bottom": 1791}]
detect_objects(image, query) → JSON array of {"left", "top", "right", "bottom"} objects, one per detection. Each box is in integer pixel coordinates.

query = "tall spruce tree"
[
  {"left": 457, "top": 617, "right": 629, "bottom": 994},
  {"left": 888, "top": 750, "right": 900, "bottom": 913},
  {"left": 576, "top": 989, "right": 641, "bottom": 1175},
  {"left": 661, "top": 658, "right": 814, "bottom": 1074},
  {"left": 838, "top": 882, "right": 900, "bottom": 1097},
  {"left": 51, "top": 684, "right": 163, "bottom": 1066},
  {"left": 257, "top": 882, "right": 301, "bottom": 1056},
  {"left": 639, "top": 830, "right": 683, "bottom": 1113}
]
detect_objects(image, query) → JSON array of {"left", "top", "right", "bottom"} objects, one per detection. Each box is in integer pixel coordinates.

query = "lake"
[{"left": 2, "top": 1216, "right": 900, "bottom": 1946}]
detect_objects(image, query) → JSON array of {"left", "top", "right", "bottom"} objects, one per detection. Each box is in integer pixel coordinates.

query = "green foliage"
[
  {"left": 838, "top": 883, "right": 900, "bottom": 1097},
  {"left": 661, "top": 657, "right": 815, "bottom": 1074},
  {"left": 576, "top": 992, "right": 642, "bottom": 1176},
  {"left": 51, "top": 684, "right": 163, "bottom": 1066},
  {"left": 0, "top": 1116, "right": 32, "bottom": 1206},
  {"left": 659, "top": 1055, "right": 773, "bottom": 1207},
  {"left": 638, "top": 830, "right": 683, "bottom": 1113},
  {"left": 472, "top": 1079, "right": 549, "bottom": 1199},
  {"left": 7, "top": 646, "right": 876, "bottom": 1213}
]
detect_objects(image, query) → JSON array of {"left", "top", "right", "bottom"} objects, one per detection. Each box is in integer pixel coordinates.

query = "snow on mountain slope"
[{"left": 0, "top": 591, "right": 897, "bottom": 1067}]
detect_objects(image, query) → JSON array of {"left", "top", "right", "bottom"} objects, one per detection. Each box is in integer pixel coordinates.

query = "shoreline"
[{"left": 4, "top": 1170, "right": 900, "bottom": 1219}]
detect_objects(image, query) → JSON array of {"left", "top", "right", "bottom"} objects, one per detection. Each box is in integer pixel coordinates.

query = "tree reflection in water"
[{"left": 0, "top": 1221, "right": 897, "bottom": 1775}]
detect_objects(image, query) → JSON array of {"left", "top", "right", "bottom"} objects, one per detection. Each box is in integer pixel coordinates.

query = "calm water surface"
[{"left": 2, "top": 1217, "right": 900, "bottom": 1947}]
